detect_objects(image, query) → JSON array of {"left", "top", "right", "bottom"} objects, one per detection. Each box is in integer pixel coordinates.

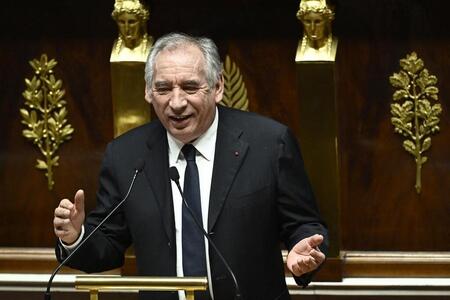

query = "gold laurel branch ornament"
[
  {"left": 20, "top": 54, "right": 74, "bottom": 190},
  {"left": 220, "top": 55, "right": 249, "bottom": 111},
  {"left": 389, "top": 52, "right": 442, "bottom": 194}
]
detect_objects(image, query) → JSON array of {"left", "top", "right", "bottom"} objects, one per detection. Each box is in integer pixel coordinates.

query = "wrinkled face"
[
  {"left": 145, "top": 45, "right": 224, "bottom": 144},
  {"left": 116, "top": 12, "right": 142, "bottom": 49},
  {"left": 301, "top": 12, "right": 328, "bottom": 43}
]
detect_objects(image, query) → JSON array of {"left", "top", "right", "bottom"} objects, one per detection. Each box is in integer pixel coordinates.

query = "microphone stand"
[{"left": 45, "top": 160, "right": 144, "bottom": 300}]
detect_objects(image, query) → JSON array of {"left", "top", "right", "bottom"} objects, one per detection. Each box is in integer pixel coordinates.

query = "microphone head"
[
  {"left": 134, "top": 159, "right": 145, "bottom": 172},
  {"left": 168, "top": 166, "right": 180, "bottom": 182}
]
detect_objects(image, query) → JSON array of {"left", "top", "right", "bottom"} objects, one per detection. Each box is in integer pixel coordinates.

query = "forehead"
[
  {"left": 153, "top": 45, "right": 206, "bottom": 80},
  {"left": 118, "top": 12, "right": 139, "bottom": 21},
  {"left": 302, "top": 11, "right": 325, "bottom": 21}
]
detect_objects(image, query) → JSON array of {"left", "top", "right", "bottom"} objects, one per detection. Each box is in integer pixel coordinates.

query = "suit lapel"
[
  {"left": 208, "top": 107, "right": 249, "bottom": 231},
  {"left": 143, "top": 123, "right": 175, "bottom": 244}
]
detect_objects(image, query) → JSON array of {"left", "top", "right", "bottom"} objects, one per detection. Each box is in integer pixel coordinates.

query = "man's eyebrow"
[
  {"left": 181, "top": 80, "right": 202, "bottom": 86},
  {"left": 153, "top": 81, "right": 171, "bottom": 88}
]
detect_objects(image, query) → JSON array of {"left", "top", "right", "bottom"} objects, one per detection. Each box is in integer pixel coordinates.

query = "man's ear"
[
  {"left": 214, "top": 74, "right": 225, "bottom": 104},
  {"left": 144, "top": 86, "right": 152, "bottom": 104}
]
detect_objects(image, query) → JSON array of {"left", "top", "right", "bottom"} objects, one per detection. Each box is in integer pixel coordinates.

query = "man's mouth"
[{"left": 169, "top": 115, "right": 192, "bottom": 126}]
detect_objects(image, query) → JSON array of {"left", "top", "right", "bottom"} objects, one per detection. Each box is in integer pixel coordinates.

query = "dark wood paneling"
[
  {"left": 335, "top": 1, "right": 450, "bottom": 251},
  {"left": 0, "top": 36, "right": 114, "bottom": 247},
  {"left": 0, "top": 0, "right": 449, "bottom": 260},
  {"left": 0, "top": 3, "right": 116, "bottom": 248}
]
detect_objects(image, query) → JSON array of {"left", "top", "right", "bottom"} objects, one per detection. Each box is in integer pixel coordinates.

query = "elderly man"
[{"left": 53, "top": 32, "right": 328, "bottom": 300}]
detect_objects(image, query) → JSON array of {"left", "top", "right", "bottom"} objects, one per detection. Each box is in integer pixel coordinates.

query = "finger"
[
  {"left": 74, "top": 189, "right": 85, "bottom": 213},
  {"left": 54, "top": 220, "right": 70, "bottom": 234},
  {"left": 54, "top": 207, "right": 71, "bottom": 218},
  {"left": 58, "top": 199, "right": 74, "bottom": 210},
  {"left": 53, "top": 216, "right": 71, "bottom": 228},
  {"left": 54, "top": 225, "right": 68, "bottom": 235},
  {"left": 295, "top": 257, "right": 312, "bottom": 275},
  {"left": 54, "top": 228, "right": 66, "bottom": 238},
  {"left": 54, "top": 227, "right": 72, "bottom": 238},
  {"left": 301, "top": 256, "right": 316, "bottom": 268},
  {"left": 290, "top": 260, "right": 303, "bottom": 276},
  {"left": 298, "top": 256, "right": 318, "bottom": 273},
  {"left": 307, "top": 234, "right": 324, "bottom": 248},
  {"left": 309, "top": 249, "right": 326, "bottom": 264}
]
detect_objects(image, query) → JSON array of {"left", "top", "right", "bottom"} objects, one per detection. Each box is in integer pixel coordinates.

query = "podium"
[{"left": 75, "top": 275, "right": 208, "bottom": 300}]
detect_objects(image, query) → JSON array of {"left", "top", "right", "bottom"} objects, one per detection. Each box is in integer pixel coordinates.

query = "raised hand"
[
  {"left": 286, "top": 234, "right": 326, "bottom": 276},
  {"left": 53, "top": 189, "right": 85, "bottom": 245}
]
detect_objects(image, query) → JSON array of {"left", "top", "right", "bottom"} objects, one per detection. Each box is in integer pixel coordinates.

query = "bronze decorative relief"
[
  {"left": 390, "top": 52, "right": 442, "bottom": 193},
  {"left": 220, "top": 55, "right": 249, "bottom": 111},
  {"left": 20, "top": 54, "right": 74, "bottom": 190}
]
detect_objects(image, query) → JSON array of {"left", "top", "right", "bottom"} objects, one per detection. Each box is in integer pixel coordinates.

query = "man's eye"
[
  {"left": 154, "top": 88, "right": 171, "bottom": 95},
  {"left": 183, "top": 86, "right": 200, "bottom": 94}
]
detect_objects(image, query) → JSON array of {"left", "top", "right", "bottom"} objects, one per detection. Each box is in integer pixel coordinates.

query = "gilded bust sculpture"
[
  {"left": 296, "top": 0, "right": 337, "bottom": 61},
  {"left": 110, "top": 0, "right": 153, "bottom": 62}
]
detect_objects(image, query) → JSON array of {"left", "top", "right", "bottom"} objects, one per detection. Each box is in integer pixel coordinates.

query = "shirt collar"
[{"left": 168, "top": 106, "right": 218, "bottom": 165}]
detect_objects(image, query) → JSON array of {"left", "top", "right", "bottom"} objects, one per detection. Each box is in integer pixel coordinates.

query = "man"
[{"left": 53, "top": 33, "right": 328, "bottom": 300}]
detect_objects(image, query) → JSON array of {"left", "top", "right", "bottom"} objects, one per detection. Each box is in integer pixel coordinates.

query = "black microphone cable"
[
  {"left": 45, "top": 159, "right": 145, "bottom": 300},
  {"left": 169, "top": 166, "right": 243, "bottom": 300}
]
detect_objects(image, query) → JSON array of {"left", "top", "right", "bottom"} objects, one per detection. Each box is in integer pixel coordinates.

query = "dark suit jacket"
[{"left": 57, "top": 106, "right": 328, "bottom": 300}]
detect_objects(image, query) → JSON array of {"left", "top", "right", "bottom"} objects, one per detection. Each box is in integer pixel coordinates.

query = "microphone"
[
  {"left": 45, "top": 159, "right": 146, "bottom": 300},
  {"left": 168, "top": 166, "right": 243, "bottom": 300}
]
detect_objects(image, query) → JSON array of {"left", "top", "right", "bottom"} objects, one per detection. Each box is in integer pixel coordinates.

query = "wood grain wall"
[
  {"left": 335, "top": 0, "right": 450, "bottom": 251},
  {"left": 0, "top": 0, "right": 449, "bottom": 262}
]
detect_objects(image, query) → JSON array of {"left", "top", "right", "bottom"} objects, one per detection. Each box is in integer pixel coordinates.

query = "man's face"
[
  {"left": 117, "top": 12, "right": 141, "bottom": 49},
  {"left": 302, "top": 12, "right": 328, "bottom": 43},
  {"left": 145, "top": 45, "right": 224, "bottom": 144}
]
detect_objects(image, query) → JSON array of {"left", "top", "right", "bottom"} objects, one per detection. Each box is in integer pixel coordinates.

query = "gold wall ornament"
[
  {"left": 110, "top": 0, "right": 153, "bottom": 62},
  {"left": 20, "top": 54, "right": 74, "bottom": 190},
  {"left": 296, "top": 0, "right": 337, "bottom": 61},
  {"left": 220, "top": 55, "right": 249, "bottom": 111},
  {"left": 390, "top": 52, "right": 442, "bottom": 194}
]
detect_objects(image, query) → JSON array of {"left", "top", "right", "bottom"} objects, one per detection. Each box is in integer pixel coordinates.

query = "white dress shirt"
[{"left": 168, "top": 107, "right": 218, "bottom": 300}]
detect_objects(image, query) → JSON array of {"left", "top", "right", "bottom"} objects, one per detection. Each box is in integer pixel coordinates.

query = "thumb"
[
  {"left": 308, "top": 234, "right": 324, "bottom": 248},
  {"left": 74, "top": 189, "right": 85, "bottom": 213}
]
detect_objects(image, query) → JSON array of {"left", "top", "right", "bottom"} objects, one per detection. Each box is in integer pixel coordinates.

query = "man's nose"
[{"left": 169, "top": 88, "right": 187, "bottom": 111}]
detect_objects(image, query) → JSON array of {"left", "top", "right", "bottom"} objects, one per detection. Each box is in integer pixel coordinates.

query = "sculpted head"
[
  {"left": 296, "top": 0, "right": 334, "bottom": 49},
  {"left": 112, "top": 0, "right": 149, "bottom": 49}
]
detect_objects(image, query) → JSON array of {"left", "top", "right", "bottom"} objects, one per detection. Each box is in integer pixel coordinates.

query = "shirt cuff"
[{"left": 60, "top": 225, "right": 85, "bottom": 251}]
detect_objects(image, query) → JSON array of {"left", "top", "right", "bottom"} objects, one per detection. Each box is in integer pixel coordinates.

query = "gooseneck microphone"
[
  {"left": 45, "top": 159, "right": 146, "bottom": 300},
  {"left": 168, "top": 166, "right": 243, "bottom": 300}
]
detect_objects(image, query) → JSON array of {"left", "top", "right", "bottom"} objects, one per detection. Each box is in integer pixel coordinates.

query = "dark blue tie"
[{"left": 182, "top": 144, "right": 207, "bottom": 277}]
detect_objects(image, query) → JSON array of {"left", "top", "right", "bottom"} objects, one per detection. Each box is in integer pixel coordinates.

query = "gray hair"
[{"left": 145, "top": 33, "right": 222, "bottom": 89}]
